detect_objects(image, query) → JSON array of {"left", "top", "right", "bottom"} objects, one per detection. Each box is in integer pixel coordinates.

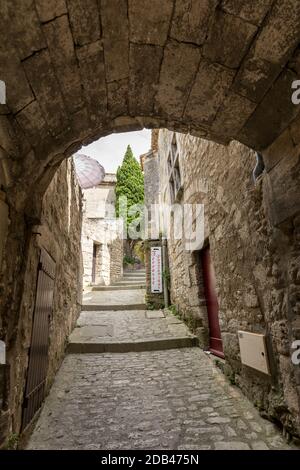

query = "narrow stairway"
[{"left": 68, "top": 270, "right": 198, "bottom": 353}]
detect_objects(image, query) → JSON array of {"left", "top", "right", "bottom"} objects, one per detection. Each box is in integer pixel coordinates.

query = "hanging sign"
[{"left": 151, "top": 247, "right": 163, "bottom": 293}]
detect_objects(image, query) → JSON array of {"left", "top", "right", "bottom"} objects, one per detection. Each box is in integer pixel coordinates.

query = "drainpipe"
[
  {"left": 253, "top": 152, "right": 265, "bottom": 182},
  {"left": 162, "top": 238, "right": 169, "bottom": 308}
]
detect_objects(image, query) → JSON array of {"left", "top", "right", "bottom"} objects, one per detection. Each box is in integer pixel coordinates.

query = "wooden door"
[
  {"left": 22, "top": 248, "right": 56, "bottom": 430},
  {"left": 201, "top": 246, "right": 224, "bottom": 358}
]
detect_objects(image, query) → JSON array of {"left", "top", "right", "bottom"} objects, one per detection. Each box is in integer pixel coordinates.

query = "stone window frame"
[{"left": 167, "top": 133, "right": 183, "bottom": 203}]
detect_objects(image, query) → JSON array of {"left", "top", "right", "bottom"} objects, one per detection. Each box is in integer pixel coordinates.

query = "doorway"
[
  {"left": 91, "top": 243, "right": 97, "bottom": 284},
  {"left": 22, "top": 248, "right": 56, "bottom": 430},
  {"left": 201, "top": 246, "right": 224, "bottom": 358}
]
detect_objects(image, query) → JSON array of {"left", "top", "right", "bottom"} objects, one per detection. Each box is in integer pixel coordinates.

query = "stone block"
[
  {"left": 170, "top": 0, "right": 217, "bottom": 45},
  {"left": 221, "top": 0, "right": 272, "bottom": 26},
  {"left": 0, "top": 409, "right": 9, "bottom": 447},
  {"left": 129, "top": 44, "right": 163, "bottom": 116},
  {"left": 0, "top": 151, "right": 12, "bottom": 188},
  {"left": 214, "top": 441, "right": 250, "bottom": 450},
  {"left": 279, "top": 355, "right": 300, "bottom": 416},
  {"left": 265, "top": 147, "right": 300, "bottom": 226},
  {"left": 289, "top": 114, "right": 300, "bottom": 146},
  {"left": 234, "top": 0, "right": 300, "bottom": 103},
  {"left": 128, "top": 0, "right": 173, "bottom": 46},
  {"left": 203, "top": 11, "right": 257, "bottom": 69},
  {"left": 35, "top": 0, "right": 67, "bottom": 22},
  {"left": 222, "top": 332, "right": 240, "bottom": 360},
  {"left": 23, "top": 50, "right": 67, "bottom": 136},
  {"left": 238, "top": 69, "right": 300, "bottom": 150},
  {"left": 9, "top": 0, "right": 46, "bottom": 59},
  {"left": 288, "top": 47, "right": 300, "bottom": 77},
  {"left": 251, "top": 0, "right": 300, "bottom": 66},
  {"left": 271, "top": 320, "right": 290, "bottom": 356},
  {"left": 43, "top": 15, "right": 84, "bottom": 114},
  {"left": 0, "top": 44, "right": 34, "bottom": 114},
  {"left": 233, "top": 54, "right": 282, "bottom": 103},
  {"left": 262, "top": 127, "right": 296, "bottom": 172},
  {"left": 16, "top": 100, "right": 49, "bottom": 147},
  {"left": 112, "top": 116, "right": 143, "bottom": 134},
  {"left": 0, "top": 116, "right": 19, "bottom": 157},
  {"left": 107, "top": 79, "right": 128, "bottom": 117},
  {"left": 185, "top": 60, "right": 235, "bottom": 124},
  {"left": 67, "top": 0, "right": 101, "bottom": 46},
  {"left": 76, "top": 41, "right": 107, "bottom": 121},
  {"left": 155, "top": 41, "right": 201, "bottom": 118},
  {"left": 101, "top": 0, "right": 129, "bottom": 82},
  {"left": 0, "top": 196, "right": 8, "bottom": 270},
  {"left": 211, "top": 92, "right": 256, "bottom": 138},
  {"left": 244, "top": 289, "right": 259, "bottom": 308}
]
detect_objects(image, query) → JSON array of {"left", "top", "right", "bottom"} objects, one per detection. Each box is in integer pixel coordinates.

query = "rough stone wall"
[
  {"left": 143, "top": 150, "right": 161, "bottom": 239},
  {"left": 143, "top": 149, "right": 165, "bottom": 308},
  {"left": 158, "top": 129, "right": 300, "bottom": 436},
  {"left": 0, "top": 192, "right": 8, "bottom": 271},
  {"left": 110, "top": 238, "right": 123, "bottom": 284},
  {"left": 81, "top": 176, "right": 123, "bottom": 286},
  {"left": 37, "top": 158, "right": 83, "bottom": 391},
  {"left": 0, "top": 158, "right": 82, "bottom": 444}
]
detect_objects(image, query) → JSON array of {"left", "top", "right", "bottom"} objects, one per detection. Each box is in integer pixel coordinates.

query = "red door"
[{"left": 201, "top": 246, "right": 224, "bottom": 358}]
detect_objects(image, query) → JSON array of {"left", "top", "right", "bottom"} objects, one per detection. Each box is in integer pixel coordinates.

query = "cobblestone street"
[
  {"left": 27, "top": 348, "right": 293, "bottom": 450},
  {"left": 27, "top": 278, "right": 295, "bottom": 451}
]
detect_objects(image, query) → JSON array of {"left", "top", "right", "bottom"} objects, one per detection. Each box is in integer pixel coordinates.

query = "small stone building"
[
  {"left": 144, "top": 129, "right": 300, "bottom": 438},
  {"left": 81, "top": 174, "right": 123, "bottom": 286}
]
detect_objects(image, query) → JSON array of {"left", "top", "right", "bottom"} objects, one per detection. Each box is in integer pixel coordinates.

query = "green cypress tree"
[{"left": 115, "top": 145, "right": 144, "bottom": 233}]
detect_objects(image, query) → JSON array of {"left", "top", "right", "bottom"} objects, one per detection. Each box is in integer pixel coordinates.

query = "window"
[{"left": 167, "top": 133, "right": 183, "bottom": 203}]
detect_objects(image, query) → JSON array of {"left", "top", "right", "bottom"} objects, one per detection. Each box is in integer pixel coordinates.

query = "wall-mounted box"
[{"left": 238, "top": 330, "right": 270, "bottom": 375}]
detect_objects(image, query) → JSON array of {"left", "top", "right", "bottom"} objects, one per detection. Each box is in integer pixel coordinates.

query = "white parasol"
[{"left": 73, "top": 153, "right": 105, "bottom": 189}]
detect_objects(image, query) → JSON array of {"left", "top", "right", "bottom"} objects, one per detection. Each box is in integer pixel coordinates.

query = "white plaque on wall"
[{"left": 151, "top": 247, "right": 163, "bottom": 293}]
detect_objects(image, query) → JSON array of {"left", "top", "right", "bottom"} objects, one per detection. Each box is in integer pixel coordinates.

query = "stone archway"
[
  {"left": 1, "top": 0, "right": 300, "bottom": 204},
  {"left": 1, "top": 0, "right": 300, "bottom": 442}
]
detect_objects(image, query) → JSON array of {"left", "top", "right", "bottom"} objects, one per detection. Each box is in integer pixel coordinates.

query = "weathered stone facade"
[
  {"left": 142, "top": 150, "right": 161, "bottom": 239},
  {"left": 0, "top": 158, "right": 82, "bottom": 445},
  {"left": 157, "top": 129, "right": 300, "bottom": 437},
  {"left": 81, "top": 174, "right": 123, "bottom": 286}
]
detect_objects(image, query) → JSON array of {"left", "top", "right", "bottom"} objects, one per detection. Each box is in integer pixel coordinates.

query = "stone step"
[
  {"left": 68, "top": 336, "right": 199, "bottom": 354},
  {"left": 114, "top": 280, "right": 146, "bottom": 286},
  {"left": 81, "top": 303, "right": 146, "bottom": 311},
  {"left": 123, "top": 269, "right": 146, "bottom": 274},
  {"left": 122, "top": 275, "right": 146, "bottom": 280},
  {"left": 92, "top": 284, "right": 145, "bottom": 291},
  {"left": 123, "top": 272, "right": 146, "bottom": 277}
]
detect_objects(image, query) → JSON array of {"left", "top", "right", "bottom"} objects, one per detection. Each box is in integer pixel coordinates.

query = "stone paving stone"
[
  {"left": 70, "top": 309, "right": 195, "bottom": 344},
  {"left": 82, "top": 288, "right": 146, "bottom": 306},
  {"left": 27, "top": 348, "right": 295, "bottom": 450}
]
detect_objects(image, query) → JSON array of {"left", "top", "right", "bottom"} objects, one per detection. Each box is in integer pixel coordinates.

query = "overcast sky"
[{"left": 77, "top": 129, "right": 151, "bottom": 173}]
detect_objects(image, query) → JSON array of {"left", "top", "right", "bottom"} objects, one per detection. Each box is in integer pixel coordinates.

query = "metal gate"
[{"left": 22, "top": 248, "right": 56, "bottom": 430}]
